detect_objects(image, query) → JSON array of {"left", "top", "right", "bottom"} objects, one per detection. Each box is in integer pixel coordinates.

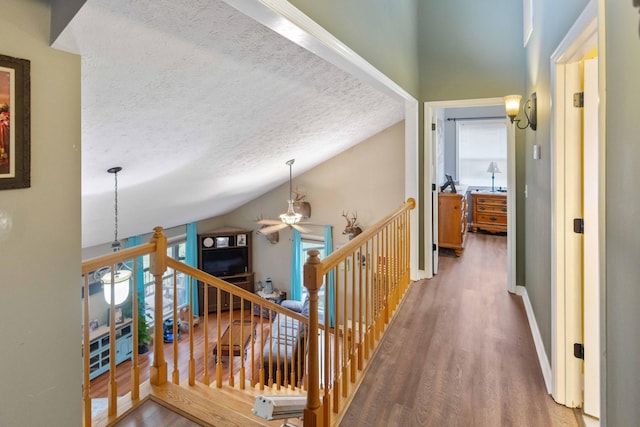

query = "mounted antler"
[
  {"left": 342, "top": 210, "right": 362, "bottom": 240},
  {"left": 292, "top": 187, "right": 311, "bottom": 219},
  {"left": 256, "top": 214, "right": 279, "bottom": 244}
]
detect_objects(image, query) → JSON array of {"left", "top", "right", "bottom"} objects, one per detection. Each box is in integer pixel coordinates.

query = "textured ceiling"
[{"left": 53, "top": 0, "right": 404, "bottom": 248}]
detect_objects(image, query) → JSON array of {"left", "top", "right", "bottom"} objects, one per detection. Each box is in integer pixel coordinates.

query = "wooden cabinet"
[
  {"left": 198, "top": 227, "right": 254, "bottom": 314},
  {"left": 470, "top": 192, "right": 507, "bottom": 233},
  {"left": 84, "top": 320, "right": 132, "bottom": 380},
  {"left": 438, "top": 191, "right": 468, "bottom": 256}
]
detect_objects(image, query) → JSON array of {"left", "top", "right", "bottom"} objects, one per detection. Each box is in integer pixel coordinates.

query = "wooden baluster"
[
  {"left": 131, "top": 260, "right": 140, "bottom": 400},
  {"left": 258, "top": 304, "right": 265, "bottom": 390},
  {"left": 228, "top": 295, "right": 234, "bottom": 388},
  {"left": 283, "top": 315, "right": 289, "bottom": 388},
  {"left": 275, "top": 310, "right": 281, "bottom": 390},
  {"left": 240, "top": 300, "right": 245, "bottom": 389},
  {"left": 303, "top": 249, "right": 323, "bottom": 426},
  {"left": 172, "top": 270, "right": 180, "bottom": 384},
  {"left": 333, "top": 260, "right": 341, "bottom": 413},
  {"left": 268, "top": 310, "right": 274, "bottom": 388},
  {"left": 203, "top": 284, "right": 210, "bottom": 386},
  {"left": 214, "top": 287, "right": 221, "bottom": 387},
  {"left": 342, "top": 255, "right": 348, "bottom": 398},
  {"left": 350, "top": 251, "right": 357, "bottom": 383},
  {"left": 364, "top": 240, "right": 371, "bottom": 359},
  {"left": 108, "top": 265, "right": 117, "bottom": 416},
  {"left": 357, "top": 245, "right": 364, "bottom": 370},
  {"left": 82, "top": 274, "right": 91, "bottom": 426},
  {"left": 149, "top": 227, "right": 168, "bottom": 386},
  {"left": 189, "top": 277, "right": 196, "bottom": 386}
]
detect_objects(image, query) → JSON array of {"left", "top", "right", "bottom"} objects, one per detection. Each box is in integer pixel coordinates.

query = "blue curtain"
[
  {"left": 291, "top": 228, "right": 302, "bottom": 301},
  {"left": 324, "top": 225, "right": 334, "bottom": 327},
  {"left": 186, "top": 222, "right": 199, "bottom": 315},
  {"left": 125, "top": 236, "right": 145, "bottom": 309}
]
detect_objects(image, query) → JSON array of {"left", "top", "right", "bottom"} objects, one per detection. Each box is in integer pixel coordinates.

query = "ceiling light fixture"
[
  {"left": 102, "top": 166, "right": 131, "bottom": 306},
  {"left": 279, "top": 159, "right": 303, "bottom": 226},
  {"left": 504, "top": 92, "right": 537, "bottom": 130}
]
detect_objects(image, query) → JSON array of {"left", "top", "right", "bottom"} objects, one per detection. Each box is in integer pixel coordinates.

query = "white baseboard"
[{"left": 516, "top": 285, "right": 553, "bottom": 394}]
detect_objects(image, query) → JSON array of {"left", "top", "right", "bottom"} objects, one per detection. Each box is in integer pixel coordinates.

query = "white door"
[{"left": 582, "top": 56, "right": 600, "bottom": 419}]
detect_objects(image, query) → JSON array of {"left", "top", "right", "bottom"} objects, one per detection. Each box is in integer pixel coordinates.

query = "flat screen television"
[{"left": 201, "top": 247, "right": 249, "bottom": 277}]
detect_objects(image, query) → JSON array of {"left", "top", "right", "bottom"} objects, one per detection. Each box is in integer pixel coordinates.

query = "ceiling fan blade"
[
  {"left": 292, "top": 224, "right": 310, "bottom": 234},
  {"left": 257, "top": 219, "right": 282, "bottom": 225},
  {"left": 258, "top": 223, "right": 287, "bottom": 234}
]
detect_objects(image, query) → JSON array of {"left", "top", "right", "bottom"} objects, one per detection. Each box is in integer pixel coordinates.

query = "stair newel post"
[
  {"left": 303, "top": 249, "right": 324, "bottom": 426},
  {"left": 149, "top": 226, "right": 168, "bottom": 385}
]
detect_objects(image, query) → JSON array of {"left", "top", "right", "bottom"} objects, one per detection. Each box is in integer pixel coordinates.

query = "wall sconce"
[{"left": 504, "top": 93, "right": 537, "bottom": 131}]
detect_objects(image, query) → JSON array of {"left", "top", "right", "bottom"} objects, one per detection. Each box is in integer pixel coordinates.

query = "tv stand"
[{"left": 198, "top": 227, "right": 253, "bottom": 314}]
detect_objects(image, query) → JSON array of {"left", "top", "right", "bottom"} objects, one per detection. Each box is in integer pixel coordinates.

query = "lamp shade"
[
  {"left": 504, "top": 95, "right": 522, "bottom": 121},
  {"left": 102, "top": 269, "right": 131, "bottom": 305},
  {"left": 487, "top": 161, "right": 502, "bottom": 174},
  {"left": 280, "top": 200, "right": 303, "bottom": 225}
]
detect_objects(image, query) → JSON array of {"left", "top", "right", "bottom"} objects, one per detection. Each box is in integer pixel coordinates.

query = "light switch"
[{"left": 533, "top": 144, "right": 540, "bottom": 160}]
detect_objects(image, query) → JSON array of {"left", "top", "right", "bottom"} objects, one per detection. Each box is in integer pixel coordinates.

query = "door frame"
[
  {"left": 424, "top": 98, "right": 516, "bottom": 292},
  {"left": 549, "top": 0, "right": 604, "bottom": 416}
]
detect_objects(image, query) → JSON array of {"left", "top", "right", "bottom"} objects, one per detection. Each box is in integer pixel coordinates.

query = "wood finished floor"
[
  {"left": 114, "top": 400, "right": 201, "bottom": 427},
  {"left": 340, "top": 232, "right": 580, "bottom": 427}
]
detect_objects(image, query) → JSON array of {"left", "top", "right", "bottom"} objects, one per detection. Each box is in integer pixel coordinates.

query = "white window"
[{"left": 456, "top": 119, "right": 507, "bottom": 188}]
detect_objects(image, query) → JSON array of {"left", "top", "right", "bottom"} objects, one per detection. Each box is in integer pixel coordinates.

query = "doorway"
[
  {"left": 550, "top": 0, "right": 601, "bottom": 423},
  {"left": 424, "top": 98, "right": 516, "bottom": 293}
]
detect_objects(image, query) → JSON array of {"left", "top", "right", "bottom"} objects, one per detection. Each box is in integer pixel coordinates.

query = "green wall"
[
  {"left": 0, "top": 0, "right": 81, "bottom": 425},
  {"left": 604, "top": 1, "right": 640, "bottom": 424},
  {"left": 288, "top": 0, "right": 420, "bottom": 98}
]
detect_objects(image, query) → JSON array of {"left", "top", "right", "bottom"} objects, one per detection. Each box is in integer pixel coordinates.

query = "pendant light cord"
[{"left": 107, "top": 166, "right": 123, "bottom": 251}]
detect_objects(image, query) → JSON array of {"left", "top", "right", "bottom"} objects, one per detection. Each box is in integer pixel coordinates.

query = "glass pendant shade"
[
  {"left": 504, "top": 95, "right": 522, "bottom": 122},
  {"left": 102, "top": 269, "right": 131, "bottom": 305},
  {"left": 280, "top": 200, "right": 302, "bottom": 225}
]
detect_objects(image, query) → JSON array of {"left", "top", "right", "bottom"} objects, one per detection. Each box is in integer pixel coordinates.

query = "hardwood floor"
[
  {"left": 114, "top": 400, "right": 200, "bottom": 427},
  {"left": 340, "top": 232, "right": 581, "bottom": 427}
]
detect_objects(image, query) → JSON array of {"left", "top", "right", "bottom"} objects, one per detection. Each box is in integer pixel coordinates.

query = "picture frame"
[
  {"left": 237, "top": 234, "right": 247, "bottom": 246},
  {"left": 114, "top": 307, "right": 124, "bottom": 325},
  {"left": 0, "top": 54, "right": 30, "bottom": 190},
  {"left": 216, "top": 236, "right": 229, "bottom": 248}
]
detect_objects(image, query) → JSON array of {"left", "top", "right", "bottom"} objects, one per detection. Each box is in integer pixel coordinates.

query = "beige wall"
[
  {"left": 198, "top": 121, "right": 405, "bottom": 295},
  {"left": 0, "top": 1, "right": 81, "bottom": 425}
]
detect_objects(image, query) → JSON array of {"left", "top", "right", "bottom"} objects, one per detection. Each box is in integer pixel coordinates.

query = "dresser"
[
  {"left": 438, "top": 189, "right": 468, "bottom": 256},
  {"left": 470, "top": 192, "right": 507, "bottom": 233}
]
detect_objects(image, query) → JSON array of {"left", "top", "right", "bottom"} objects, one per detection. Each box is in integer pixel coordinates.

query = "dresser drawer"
[
  {"left": 476, "top": 204, "right": 507, "bottom": 214},
  {"left": 476, "top": 213, "right": 507, "bottom": 225}
]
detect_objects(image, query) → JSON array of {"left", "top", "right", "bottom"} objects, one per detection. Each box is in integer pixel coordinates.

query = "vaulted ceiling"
[{"left": 53, "top": 0, "right": 405, "bottom": 248}]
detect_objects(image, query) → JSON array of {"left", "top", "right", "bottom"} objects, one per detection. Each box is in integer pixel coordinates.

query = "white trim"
[
  {"left": 517, "top": 285, "right": 553, "bottom": 394},
  {"left": 424, "top": 98, "right": 516, "bottom": 294},
  {"left": 222, "top": 0, "right": 421, "bottom": 280},
  {"left": 550, "top": 0, "right": 599, "bottom": 409}
]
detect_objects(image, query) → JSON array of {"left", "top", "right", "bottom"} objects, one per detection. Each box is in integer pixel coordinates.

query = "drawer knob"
[{"left": 490, "top": 217, "right": 497, "bottom": 221}]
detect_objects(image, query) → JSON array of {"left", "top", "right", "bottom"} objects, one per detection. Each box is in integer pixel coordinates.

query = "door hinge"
[
  {"left": 574, "top": 343, "right": 584, "bottom": 360},
  {"left": 432, "top": 243, "right": 437, "bottom": 251},
  {"left": 432, "top": 183, "right": 436, "bottom": 191},
  {"left": 573, "top": 218, "right": 584, "bottom": 234},
  {"left": 573, "top": 92, "right": 584, "bottom": 108},
  {"left": 432, "top": 123, "right": 436, "bottom": 131}
]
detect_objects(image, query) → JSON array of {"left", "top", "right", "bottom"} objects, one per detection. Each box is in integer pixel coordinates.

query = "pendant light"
[
  {"left": 279, "top": 159, "right": 303, "bottom": 225},
  {"left": 102, "top": 166, "right": 131, "bottom": 306}
]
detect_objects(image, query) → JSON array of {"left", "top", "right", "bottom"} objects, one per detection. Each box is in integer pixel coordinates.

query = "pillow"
[
  {"left": 281, "top": 299, "right": 303, "bottom": 313},
  {"left": 301, "top": 295, "right": 310, "bottom": 318}
]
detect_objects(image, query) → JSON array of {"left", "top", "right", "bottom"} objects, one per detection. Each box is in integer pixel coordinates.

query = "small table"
[{"left": 212, "top": 319, "right": 254, "bottom": 361}]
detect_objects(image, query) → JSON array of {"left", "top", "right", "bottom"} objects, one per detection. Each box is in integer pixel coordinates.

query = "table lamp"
[{"left": 487, "top": 161, "right": 501, "bottom": 192}]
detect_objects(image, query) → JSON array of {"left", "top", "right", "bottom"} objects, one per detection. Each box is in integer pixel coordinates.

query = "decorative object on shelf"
[
  {"left": 264, "top": 277, "right": 274, "bottom": 294},
  {"left": 486, "top": 161, "right": 502, "bottom": 192},
  {"left": 257, "top": 159, "right": 310, "bottom": 235},
  {"left": 0, "top": 54, "right": 30, "bottom": 191},
  {"left": 292, "top": 187, "right": 311, "bottom": 219},
  {"left": 237, "top": 233, "right": 247, "bottom": 246},
  {"left": 342, "top": 210, "right": 363, "bottom": 240},
  {"left": 440, "top": 174, "right": 457, "bottom": 193},
  {"left": 101, "top": 166, "right": 131, "bottom": 306},
  {"left": 504, "top": 93, "right": 537, "bottom": 130}
]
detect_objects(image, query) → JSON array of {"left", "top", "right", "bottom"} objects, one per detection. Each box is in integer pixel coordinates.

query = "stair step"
[{"left": 150, "top": 382, "right": 279, "bottom": 426}]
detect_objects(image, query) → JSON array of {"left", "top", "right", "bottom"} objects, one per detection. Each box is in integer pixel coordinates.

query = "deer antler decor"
[
  {"left": 292, "top": 187, "right": 311, "bottom": 219},
  {"left": 342, "top": 210, "right": 363, "bottom": 240}
]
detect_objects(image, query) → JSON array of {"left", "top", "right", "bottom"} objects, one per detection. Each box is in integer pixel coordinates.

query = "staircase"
[{"left": 82, "top": 199, "right": 416, "bottom": 427}]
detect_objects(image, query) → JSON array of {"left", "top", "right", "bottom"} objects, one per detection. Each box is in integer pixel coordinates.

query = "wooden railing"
[
  {"left": 81, "top": 198, "right": 415, "bottom": 426},
  {"left": 303, "top": 198, "right": 415, "bottom": 426}
]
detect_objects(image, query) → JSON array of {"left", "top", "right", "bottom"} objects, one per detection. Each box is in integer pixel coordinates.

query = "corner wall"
[
  {"left": 0, "top": 1, "right": 81, "bottom": 425},
  {"left": 198, "top": 121, "right": 405, "bottom": 294}
]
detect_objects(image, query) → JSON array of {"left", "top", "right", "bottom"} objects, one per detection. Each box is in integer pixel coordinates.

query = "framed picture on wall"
[
  {"left": 216, "top": 236, "right": 229, "bottom": 248},
  {"left": 0, "top": 54, "right": 30, "bottom": 190},
  {"left": 237, "top": 234, "right": 247, "bottom": 246}
]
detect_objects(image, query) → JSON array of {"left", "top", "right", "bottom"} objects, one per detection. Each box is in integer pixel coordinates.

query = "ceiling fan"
[{"left": 257, "top": 159, "right": 310, "bottom": 235}]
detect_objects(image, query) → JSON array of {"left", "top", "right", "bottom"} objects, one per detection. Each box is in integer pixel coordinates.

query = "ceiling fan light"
[{"left": 280, "top": 200, "right": 302, "bottom": 225}]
